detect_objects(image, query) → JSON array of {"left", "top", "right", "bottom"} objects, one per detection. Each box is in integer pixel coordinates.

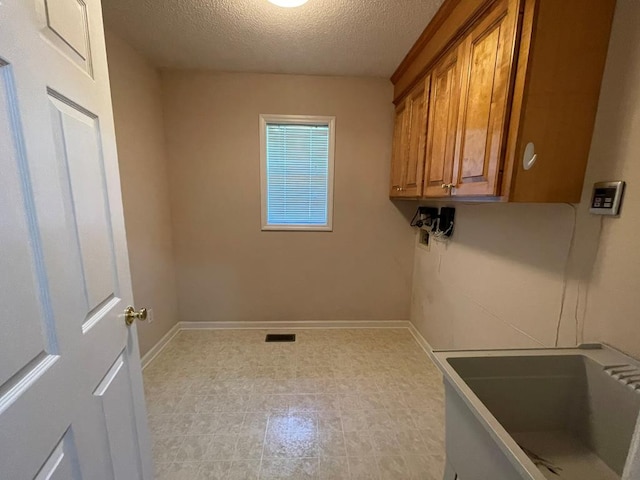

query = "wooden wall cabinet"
[
  {"left": 390, "top": 0, "right": 616, "bottom": 203},
  {"left": 423, "top": 47, "right": 460, "bottom": 197},
  {"left": 390, "top": 101, "right": 409, "bottom": 196},
  {"left": 390, "top": 77, "right": 430, "bottom": 198}
]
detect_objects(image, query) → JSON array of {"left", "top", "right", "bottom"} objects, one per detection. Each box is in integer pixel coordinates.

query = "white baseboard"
[
  {"left": 141, "top": 320, "right": 433, "bottom": 370},
  {"left": 407, "top": 321, "right": 436, "bottom": 362},
  {"left": 179, "top": 320, "right": 411, "bottom": 330},
  {"left": 140, "top": 322, "right": 181, "bottom": 370}
]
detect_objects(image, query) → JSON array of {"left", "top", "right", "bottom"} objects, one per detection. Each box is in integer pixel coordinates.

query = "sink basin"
[{"left": 433, "top": 345, "right": 640, "bottom": 480}]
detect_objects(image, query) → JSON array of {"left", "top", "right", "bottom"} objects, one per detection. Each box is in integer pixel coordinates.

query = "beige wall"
[
  {"left": 161, "top": 72, "right": 415, "bottom": 323},
  {"left": 581, "top": 0, "right": 640, "bottom": 359},
  {"left": 410, "top": 0, "right": 640, "bottom": 359},
  {"left": 106, "top": 0, "right": 638, "bottom": 357},
  {"left": 106, "top": 31, "right": 179, "bottom": 356},
  {"left": 411, "top": 203, "right": 576, "bottom": 350}
]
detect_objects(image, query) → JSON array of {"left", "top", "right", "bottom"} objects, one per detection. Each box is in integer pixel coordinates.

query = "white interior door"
[{"left": 0, "top": 1, "right": 152, "bottom": 479}]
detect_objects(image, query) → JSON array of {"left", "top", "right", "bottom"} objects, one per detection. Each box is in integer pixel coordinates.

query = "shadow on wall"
[
  {"left": 409, "top": 199, "right": 598, "bottom": 350},
  {"left": 406, "top": 201, "right": 576, "bottom": 271},
  {"left": 585, "top": 0, "right": 640, "bottom": 182},
  {"left": 445, "top": 202, "right": 575, "bottom": 272},
  {"left": 391, "top": 199, "right": 421, "bottom": 226}
]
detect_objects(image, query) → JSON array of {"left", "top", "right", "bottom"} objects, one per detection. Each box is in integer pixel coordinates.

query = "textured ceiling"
[{"left": 102, "top": 0, "right": 444, "bottom": 77}]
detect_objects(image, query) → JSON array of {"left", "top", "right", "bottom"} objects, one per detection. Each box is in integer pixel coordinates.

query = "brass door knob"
[{"left": 124, "top": 306, "right": 148, "bottom": 326}]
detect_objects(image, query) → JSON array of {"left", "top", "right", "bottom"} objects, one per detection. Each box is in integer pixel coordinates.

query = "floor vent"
[{"left": 265, "top": 334, "right": 296, "bottom": 343}]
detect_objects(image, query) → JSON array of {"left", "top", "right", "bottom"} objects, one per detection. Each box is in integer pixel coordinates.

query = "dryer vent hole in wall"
[{"left": 265, "top": 334, "right": 296, "bottom": 342}]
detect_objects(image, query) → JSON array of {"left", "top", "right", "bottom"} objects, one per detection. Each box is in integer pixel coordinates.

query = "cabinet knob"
[{"left": 441, "top": 184, "right": 448, "bottom": 189}]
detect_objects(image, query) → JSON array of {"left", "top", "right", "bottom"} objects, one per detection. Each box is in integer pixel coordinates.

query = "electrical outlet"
[
  {"left": 146, "top": 308, "right": 154, "bottom": 324},
  {"left": 418, "top": 229, "right": 430, "bottom": 251}
]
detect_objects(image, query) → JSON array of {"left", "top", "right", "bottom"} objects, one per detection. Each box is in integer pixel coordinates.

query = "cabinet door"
[
  {"left": 402, "top": 77, "right": 430, "bottom": 197},
  {"left": 452, "top": 1, "right": 516, "bottom": 196},
  {"left": 390, "top": 101, "right": 409, "bottom": 197},
  {"left": 423, "top": 47, "right": 461, "bottom": 197}
]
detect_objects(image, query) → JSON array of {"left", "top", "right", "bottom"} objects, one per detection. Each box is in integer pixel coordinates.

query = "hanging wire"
[{"left": 554, "top": 204, "right": 579, "bottom": 347}]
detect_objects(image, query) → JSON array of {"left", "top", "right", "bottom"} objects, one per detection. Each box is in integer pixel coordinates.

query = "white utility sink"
[{"left": 433, "top": 345, "right": 640, "bottom": 480}]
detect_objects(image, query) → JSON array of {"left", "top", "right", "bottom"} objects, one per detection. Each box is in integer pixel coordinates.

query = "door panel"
[
  {"left": 460, "top": 27, "right": 500, "bottom": 179},
  {"left": 0, "top": 62, "right": 59, "bottom": 387},
  {"left": 452, "top": 1, "right": 516, "bottom": 196},
  {"left": 0, "top": 0, "right": 152, "bottom": 479},
  {"left": 424, "top": 47, "right": 461, "bottom": 197},
  {"left": 402, "top": 77, "right": 430, "bottom": 197},
  {"left": 390, "top": 102, "right": 409, "bottom": 196},
  {"left": 35, "top": 429, "right": 83, "bottom": 480},
  {"left": 48, "top": 93, "right": 120, "bottom": 333},
  {"left": 94, "top": 352, "right": 144, "bottom": 480},
  {"left": 37, "top": 0, "right": 93, "bottom": 75}
]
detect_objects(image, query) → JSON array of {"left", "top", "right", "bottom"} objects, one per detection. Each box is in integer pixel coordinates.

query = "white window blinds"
[{"left": 261, "top": 116, "right": 335, "bottom": 230}]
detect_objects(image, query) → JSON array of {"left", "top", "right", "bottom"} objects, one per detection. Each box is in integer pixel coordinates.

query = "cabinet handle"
[{"left": 441, "top": 184, "right": 448, "bottom": 189}]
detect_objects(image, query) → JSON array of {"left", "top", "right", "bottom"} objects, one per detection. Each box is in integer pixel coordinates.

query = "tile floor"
[{"left": 144, "top": 328, "right": 445, "bottom": 479}]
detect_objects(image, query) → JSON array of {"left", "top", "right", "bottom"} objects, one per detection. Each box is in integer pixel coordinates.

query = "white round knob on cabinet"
[{"left": 523, "top": 142, "right": 537, "bottom": 170}]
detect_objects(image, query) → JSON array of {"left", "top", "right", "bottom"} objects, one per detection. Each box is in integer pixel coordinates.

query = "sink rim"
[{"left": 433, "top": 343, "right": 640, "bottom": 480}]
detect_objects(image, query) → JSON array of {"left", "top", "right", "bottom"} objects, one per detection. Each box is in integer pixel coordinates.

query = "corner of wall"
[{"left": 105, "top": 30, "right": 180, "bottom": 357}]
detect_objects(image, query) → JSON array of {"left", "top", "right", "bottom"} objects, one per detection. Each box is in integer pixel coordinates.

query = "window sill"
[{"left": 261, "top": 225, "right": 333, "bottom": 232}]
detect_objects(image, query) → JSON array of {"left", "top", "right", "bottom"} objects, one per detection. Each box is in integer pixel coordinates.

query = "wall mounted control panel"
[{"left": 590, "top": 181, "right": 625, "bottom": 216}]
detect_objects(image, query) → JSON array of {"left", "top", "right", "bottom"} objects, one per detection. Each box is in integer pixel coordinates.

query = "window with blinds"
[{"left": 260, "top": 115, "right": 335, "bottom": 231}]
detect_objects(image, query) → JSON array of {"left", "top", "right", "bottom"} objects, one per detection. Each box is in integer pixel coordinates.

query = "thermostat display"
[{"left": 590, "top": 181, "right": 625, "bottom": 216}]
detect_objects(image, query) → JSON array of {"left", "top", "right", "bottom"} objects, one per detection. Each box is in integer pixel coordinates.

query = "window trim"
[{"left": 259, "top": 114, "right": 336, "bottom": 232}]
